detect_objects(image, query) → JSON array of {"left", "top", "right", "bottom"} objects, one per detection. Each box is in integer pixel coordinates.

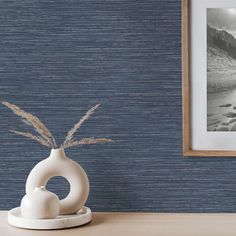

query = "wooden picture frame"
[{"left": 182, "top": 0, "right": 236, "bottom": 157}]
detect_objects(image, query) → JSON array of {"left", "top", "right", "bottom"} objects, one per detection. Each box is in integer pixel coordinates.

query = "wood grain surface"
[
  {"left": 1, "top": 0, "right": 236, "bottom": 213},
  {"left": 2, "top": 211, "right": 236, "bottom": 236}
]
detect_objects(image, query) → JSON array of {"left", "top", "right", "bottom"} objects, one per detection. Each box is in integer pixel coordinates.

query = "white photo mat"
[{"left": 191, "top": 0, "right": 236, "bottom": 150}]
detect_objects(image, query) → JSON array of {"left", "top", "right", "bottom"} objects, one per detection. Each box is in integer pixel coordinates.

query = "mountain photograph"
[{"left": 207, "top": 8, "right": 236, "bottom": 131}]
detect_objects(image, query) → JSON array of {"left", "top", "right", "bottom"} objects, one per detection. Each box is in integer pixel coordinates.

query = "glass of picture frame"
[{"left": 182, "top": 0, "right": 236, "bottom": 156}]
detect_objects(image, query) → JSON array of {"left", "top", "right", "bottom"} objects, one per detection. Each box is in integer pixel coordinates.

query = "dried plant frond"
[
  {"left": 3, "top": 101, "right": 112, "bottom": 150},
  {"left": 2, "top": 101, "right": 56, "bottom": 148},
  {"left": 63, "top": 137, "right": 113, "bottom": 149},
  {"left": 10, "top": 130, "right": 51, "bottom": 148},
  {"left": 63, "top": 104, "right": 100, "bottom": 147}
]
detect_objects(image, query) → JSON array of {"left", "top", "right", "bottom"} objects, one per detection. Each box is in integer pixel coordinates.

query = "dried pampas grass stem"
[
  {"left": 3, "top": 101, "right": 113, "bottom": 150},
  {"left": 63, "top": 104, "right": 100, "bottom": 147},
  {"left": 2, "top": 101, "right": 56, "bottom": 148},
  {"left": 63, "top": 137, "right": 113, "bottom": 149},
  {"left": 10, "top": 130, "right": 51, "bottom": 148}
]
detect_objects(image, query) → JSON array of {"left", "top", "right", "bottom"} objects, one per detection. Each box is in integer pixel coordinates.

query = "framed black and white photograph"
[{"left": 183, "top": 0, "right": 236, "bottom": 156}]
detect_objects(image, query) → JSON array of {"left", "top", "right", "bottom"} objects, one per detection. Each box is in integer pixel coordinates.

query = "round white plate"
[{"left": 8, "top": 206, "right": 92, "bottom": 230}]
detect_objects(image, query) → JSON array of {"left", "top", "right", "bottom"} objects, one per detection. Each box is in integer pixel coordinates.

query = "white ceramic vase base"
[{"left": 8, "top": 206, "right": 92, "bottom": 230}]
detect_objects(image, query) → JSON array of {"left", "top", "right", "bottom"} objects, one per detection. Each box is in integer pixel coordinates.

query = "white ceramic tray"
[{"left": 8, "top": 206, "right": 92, "bottom": 230}]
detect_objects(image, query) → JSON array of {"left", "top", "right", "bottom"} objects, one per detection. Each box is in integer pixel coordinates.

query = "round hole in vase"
[
  {"left": 25, "top": 148, "right": 89, "bottom": 215},
  {"left": 46, "top": 176, "right": 70, "bottom": 200}
]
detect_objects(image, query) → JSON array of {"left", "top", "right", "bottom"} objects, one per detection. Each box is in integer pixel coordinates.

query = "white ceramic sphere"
[{"left": 21, "top": 186, "right": 60, "bottom": 219}]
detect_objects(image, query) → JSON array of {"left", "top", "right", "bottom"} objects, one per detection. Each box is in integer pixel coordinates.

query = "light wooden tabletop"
[{"left": 1, "top": 211, "right": 236, "bottom": 236}]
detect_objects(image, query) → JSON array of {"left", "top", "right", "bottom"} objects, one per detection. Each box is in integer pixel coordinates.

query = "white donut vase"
[{"left": 25, "top": 148, "right": 89, "bottom": 215}]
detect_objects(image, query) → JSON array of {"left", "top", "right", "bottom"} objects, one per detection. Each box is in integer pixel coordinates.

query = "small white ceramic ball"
[{"left": 21, "top": 186, "right": 60, "bottom": 219}]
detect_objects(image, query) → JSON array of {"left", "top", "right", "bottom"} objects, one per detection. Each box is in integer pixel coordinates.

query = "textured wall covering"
[{"left": 0, "top": 0, "right": 236, "bottom": 213}]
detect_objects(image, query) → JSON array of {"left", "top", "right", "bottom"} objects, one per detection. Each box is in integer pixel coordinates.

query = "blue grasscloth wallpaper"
[{"left": 0, "top": 0, "right": 236, "bottom": 213}]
